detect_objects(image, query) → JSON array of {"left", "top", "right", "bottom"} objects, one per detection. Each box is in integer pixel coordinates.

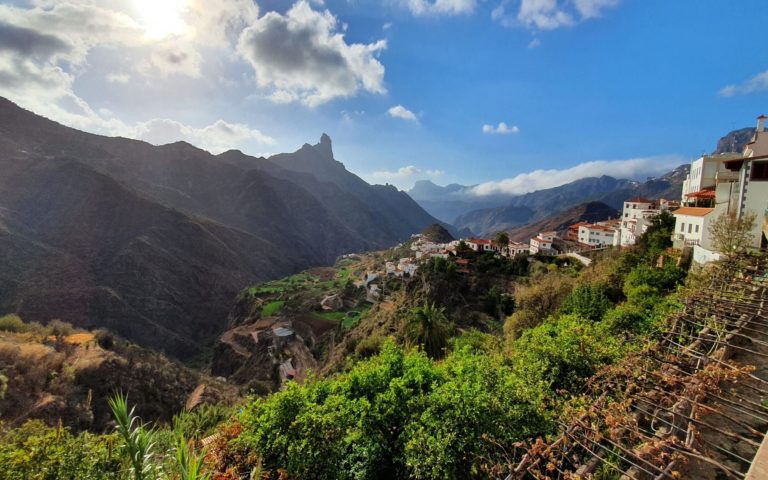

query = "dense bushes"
[
  {"left": 504, "top": 273, "right": 574, "bottom": 338},
  {"left": 511, "top": 315, "right": 622, "bottom": 393},
  {"left": 559, "top": 284, "right": 613, "bottom": 321},
  {"left": 223, "top": 341, "right": 553, "bottom": 479},
  {"left": 0, "top": 420, "right": 121, "bottom": 480}
]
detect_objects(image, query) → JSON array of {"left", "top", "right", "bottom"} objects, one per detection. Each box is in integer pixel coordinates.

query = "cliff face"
[{"left": 714, "top": 127, "right": 753, "bottom": 154}]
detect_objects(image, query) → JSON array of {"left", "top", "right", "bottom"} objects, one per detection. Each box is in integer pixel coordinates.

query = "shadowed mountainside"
[{"left": 0, "top": 98, "right": 444, "bottom": 358}]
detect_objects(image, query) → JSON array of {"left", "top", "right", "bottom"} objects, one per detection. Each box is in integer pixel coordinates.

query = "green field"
[
  {"left": 261, "top": 300, "right": 285, "bottom": 317},
  {"left": 314, "top": 306, "right": 370, "bottom": 330}
]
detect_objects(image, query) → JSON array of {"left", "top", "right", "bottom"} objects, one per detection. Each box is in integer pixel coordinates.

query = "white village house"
[
  {"left": 529, "top": 231, "right": 556, "bottom": 255},
  {"left": 671, "top": 207, "right": 715, "bottom": 249},
  {"left": 620, "top": 197, "right": 660, "bottom": 247},
  {"left": 507, "top": 241, "right": 530, "bottom": 256},
  {"left": 578, "top": 223, "right": 618, "bottom": 248}
]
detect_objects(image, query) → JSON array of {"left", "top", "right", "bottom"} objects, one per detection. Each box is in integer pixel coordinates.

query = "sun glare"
[{"left": 134, "top": 0, "right": 188, "bottom": 40}]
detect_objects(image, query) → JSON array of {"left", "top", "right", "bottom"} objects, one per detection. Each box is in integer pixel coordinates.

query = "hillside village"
[{"left": 386, "top": 114, "right": 768, "bottom": 279}]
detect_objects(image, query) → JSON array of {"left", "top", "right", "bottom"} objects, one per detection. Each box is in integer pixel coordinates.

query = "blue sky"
[{"left": 1, "top": 0, "right": 767, "bottom": 193}]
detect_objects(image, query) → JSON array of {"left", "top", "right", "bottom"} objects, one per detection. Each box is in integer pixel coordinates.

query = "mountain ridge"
[{"left": 0, "top": 98, "right": 446, "bottom": 358}]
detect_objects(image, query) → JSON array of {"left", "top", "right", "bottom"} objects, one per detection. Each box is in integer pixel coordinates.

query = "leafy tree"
[
  {"left": 455, "top": 240, "right": 473, "bottom": 258},
  {"left": 709, "top": 210, "right": 758, "bottom": 253},
  {"left": 637, "top": 210, "right": 675, "bottom": 259},
  {"left": 624, "top": 262, "right": 686, "bottom": 295},
  {"left": 406, "top": 303, "right": 452, "bottom": 359},
  {"left": 559, "top": 284, "right": 614, "bottom": 321},
  {"left": 603, "top": 303, "right": 649, "bottom": 333},
  {"left": 511, "top": 315, "right": 622, "bottom": 393}
]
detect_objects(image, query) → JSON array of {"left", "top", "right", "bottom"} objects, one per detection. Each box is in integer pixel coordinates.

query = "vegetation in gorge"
[{"left": 0, "top": 218, "right": 693, "bottom": 479}]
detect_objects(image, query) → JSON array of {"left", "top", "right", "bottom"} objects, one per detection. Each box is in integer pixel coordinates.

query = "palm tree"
[
  {"left": 495, "top": 231, "right": 510, "bottom": 255},
  {"left": 406, "top": 302, "right": 451, "bottom": 359}
]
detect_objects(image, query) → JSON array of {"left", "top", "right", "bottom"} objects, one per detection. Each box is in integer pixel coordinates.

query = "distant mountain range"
[
  {"left": 0, "top": 98, "right": 445, "bottom": 359},
  {"left": 409, "top": 126, "right": 753, "bottom": 237},
  {"left": 413, "top": 166, "right": 687, "bottom": 237}
]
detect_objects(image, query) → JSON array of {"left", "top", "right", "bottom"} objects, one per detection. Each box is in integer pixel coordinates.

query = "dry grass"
[{"left": 46, "top": 332, "right": 95, "bottom": 345}]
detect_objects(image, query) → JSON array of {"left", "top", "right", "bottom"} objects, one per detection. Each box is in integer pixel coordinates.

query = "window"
[
  {"left": 695, "top": 225, "right": 699, "bottom": 233},
  {"left": 680, "top": 222, "right": 685, "bottom": 232},
  {"left": 752, "top": 161, "right": 768, "bottom": 181},
  {"left": 688, "top": 224, "right": 692, "bottom": 234}
]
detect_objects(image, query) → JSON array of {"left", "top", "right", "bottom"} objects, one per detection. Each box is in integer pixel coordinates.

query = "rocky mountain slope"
[
  {"left": 0, "top": 316, "right": 238, "bottom": 432},
  {"left": 0, "top": 98, "right": 444, "bottom": 359},
  {"left": 505, "top": 201, "right": 619, "bottom": 242},
  {"left": 715, "top": 127, "right": 753, "bottom": 154}
]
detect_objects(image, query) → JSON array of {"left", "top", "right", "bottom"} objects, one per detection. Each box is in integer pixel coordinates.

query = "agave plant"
[
  {"left": 175, "top": 432, "right": 211, "bottom": 480},
  {"left": 108, "top": 393, "right": 159, "bottom": 480}
]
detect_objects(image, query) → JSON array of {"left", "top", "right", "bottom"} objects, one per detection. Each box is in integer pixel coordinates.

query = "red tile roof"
[
  {"left": 684, "top": 190, "right": 715, "bottom": 199},
  {"left": 672, "top": 207, "right": 714, "bottom": 217}
]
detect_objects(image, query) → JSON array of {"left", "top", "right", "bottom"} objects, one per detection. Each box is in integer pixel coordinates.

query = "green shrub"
[
  {"left": 560, "top": 284, "right": 614, "bottom": 321},
  {"left": 355, "top": 335, "right": 384, "bottom": 358},
  {"left": 603, "top": 304, "right": 649, "bottom": 333},
  {"left": 511, "top": 315, "right": 623, "bottom": 393},
  {"left": 0, "top": 420, "right": 121, "bottom": 480},
  {"left": 173, "top": 403, "right": 234, "bottom": 440},
  {"left": 48, "top": 319, "right": 74, "bottom": 337},
  {"left": 0, "top": 314, "right": 25, "bottom": 333},
  {"left": 227, "top": 341, "right": 552, "bottom": 480}
]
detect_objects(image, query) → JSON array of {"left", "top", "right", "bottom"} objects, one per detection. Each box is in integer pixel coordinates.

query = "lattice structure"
[{"left": 508, "top": 254, "right": 768, "bottom": 480}]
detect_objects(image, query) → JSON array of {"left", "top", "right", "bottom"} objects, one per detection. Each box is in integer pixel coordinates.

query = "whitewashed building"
[
  {"left": 578, "top": 224, "right": 618, "bottom": 248},
  {"left": 672, "top": 207, "right": 715, "bottom": 249},
  {"left": 507, "top": 241, "right": 530, "bottom": 256},
  {"left": 713, "top": 114, "right": 768, "bottom": 250},
  {"left": 681, "top": 153, "right": 742, "bottom": 204},
  {"left": 529, "top": 232, "right": 556, "bottom": 254},
  {"left": 620, "top": 197, "right": 659, "bottom": 247}
]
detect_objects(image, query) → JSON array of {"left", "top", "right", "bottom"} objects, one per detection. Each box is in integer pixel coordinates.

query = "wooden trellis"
[{"left": 506, "top": 253, "right": 768, "bottom": 480}]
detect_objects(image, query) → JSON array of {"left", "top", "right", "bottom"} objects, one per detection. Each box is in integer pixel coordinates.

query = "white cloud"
[
  {"left": 492, "top": 0, "right": 620, "bottom": 30},
  {"left": 402, "top": 0, "right": 477, "bottom": 16},
  {"left": 0, "top": 0, "right": 284, "bottom": 157},
  {"left": 106, "top": 73, "right": 130, "bottom": 83},
  {"left": 237, "top": 1, "right": 387, "bottom": 107},
  {"left": 719, "top": 70, "right": 768, "bottom": 97},
  {"left": 388, "top": 104, "right": 418, "bottom": 121},
  {"left": 372, "top": 165, "right": 444, "bottom": 179},
  {"left": 527, "top": 38, "right": 541, "bottom": 48},
  {"left": 468, "top": 155, "right": 683, "bottom": 196},
  {"left": 482, "top": 122, "right": 519, "bottom": 135},
  {"left": 134, "top": 117, "right": 276, "bottom": 153}
]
